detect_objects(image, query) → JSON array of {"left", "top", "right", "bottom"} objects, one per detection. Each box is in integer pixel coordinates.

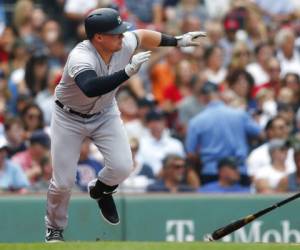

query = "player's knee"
[
  {"left": 114, "top": 157, "right": 133, "bottom": 181},
  {"left": 53, "top": 177, "right": 74, "bottom": 192}
]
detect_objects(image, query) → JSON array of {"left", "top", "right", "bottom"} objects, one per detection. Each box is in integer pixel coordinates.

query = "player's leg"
[
  {"left": 88, "top": 109, "right": 133, "bottom": 224},
  {"left": 45, "top": 106, "right": 85, "bottom": 242}
]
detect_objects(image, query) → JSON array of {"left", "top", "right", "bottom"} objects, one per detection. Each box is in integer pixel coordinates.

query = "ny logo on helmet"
[{"left": 117, "top": 16, "right": 122, "bottom": 24}]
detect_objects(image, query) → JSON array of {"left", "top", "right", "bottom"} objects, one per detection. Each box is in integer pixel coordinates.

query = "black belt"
[{"left": 55, "top": 100, "right": 99, "bottom": 118}]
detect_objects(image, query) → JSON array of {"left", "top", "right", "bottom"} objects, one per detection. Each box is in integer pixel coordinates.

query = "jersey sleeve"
[
  {"left": 68, "top": 50, "right": 96, "bottom": 79},
  {"left": 122, "top": 32, "right": 139, "bottom": 55}
]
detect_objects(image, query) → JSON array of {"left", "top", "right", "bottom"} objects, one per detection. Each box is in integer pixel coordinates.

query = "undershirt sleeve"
[{"left": 74, "top": 69, "right": 129, "bottom": 97}]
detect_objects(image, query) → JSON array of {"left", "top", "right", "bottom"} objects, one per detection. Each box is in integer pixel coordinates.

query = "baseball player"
[{"left": 45, "top": 7, "right": 206, "bottom": 242}]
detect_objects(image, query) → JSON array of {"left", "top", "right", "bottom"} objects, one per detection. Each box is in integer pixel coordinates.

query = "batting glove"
[
  {"left": 176, "top": 31, "right": 206, "bottom": 47},
  {"left": 125, "top": 51, "right": 151, "bottom": 77}
]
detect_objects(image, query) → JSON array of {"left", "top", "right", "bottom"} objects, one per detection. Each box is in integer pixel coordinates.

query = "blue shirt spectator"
[
  {"left": 185, "top": 82, "right": 262, "bottom": 179},
  {"left": 198, "top": 157, "right": 250, "bottom": 193},
  {"left": 0, "top": 137, "right": 29, "bottom": 192},
  {"left": 0, "top": 159, "right": 30, "bottom": 191},
  {"left": 75, "top": 139, "right": 104, "bottom": 192},
  {"left": 76, "top": 158, "right": 103, "bottom": 192}
]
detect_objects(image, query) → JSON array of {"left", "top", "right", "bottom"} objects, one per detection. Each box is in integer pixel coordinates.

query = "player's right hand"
[{"left": 125, "top": 51, "right": 151, "bottom": 77}]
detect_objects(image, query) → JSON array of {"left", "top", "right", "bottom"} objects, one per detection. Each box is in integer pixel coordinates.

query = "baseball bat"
[{"left": 206, "top": 192, "right": 300, "bottom": 241}]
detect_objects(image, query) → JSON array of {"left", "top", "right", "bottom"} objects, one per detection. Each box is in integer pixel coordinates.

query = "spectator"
[
  {"left": 125, "top": 0, "right": 164, "bottom": 31},
  {"left": 13, "top": 0, "right": 34, "bottom": 42},
  {"left": 186, "top": 81, "right": 262, "bottom": 185},
  {"left": 204, "top": 0, "right": 231, "bottom": 20},
  {"left": 0, "top": 26, "right": 16, "bottom": 68},
  {"left": 162, "top": 59, "right": 195, "bottom": 113},
  {"left": 257, "top": 57, "right": 282, "bottom": 97},
  {"left": 12, "top": 129, "right": 50, "bottom": 184},
  {"left": 228, "top": 41, "right": 252, "bottom": 72},
  {"left": 28, "top": 149, "right": 52, "bottom": 192},
  {"left": 254, "top": 0, "right": 296, "bottom": 24},
  {"left": 24, "top": 51, "right": 49, "bottom": 97},
  {"left": 119, "top": 137, "right": 155, "bottom": 192},
  {"left": 40, "top": 19, "right": 62, "bottom": 47},
  {"left": 279, "top": 142, "right": 300, "bottom": 192},
  {"left": 125, "top": 96, "right": 156, "bottom": 140},
  {"left": 35, "top": 67, "right": 61, "bottom": 126},
  {"left": 149, "top": 47, "right": 183, "bottom": 104},
  {"left": 176, "top": 73, "right": 205, "bottom": 138},
  {"left": 275, "top": 28, "right": 300, "bottom": 77},
  {"left": 76, "top": 138, "right": 104, "bottom": 192},
  {"left": 247, "top": 116, "right": 296, "bottom": 178},
  {"left": 254, "top": 88, "right": 277, "bottom": 127},
  {"left": 244, "top": 4, "right": 268, "bottom": 47},
  {"left": 225, "top": 69, "right": 255, "bottom": 110},
  {"left": 277, "top": 87, "right": 295, "bottom": 106},
  {"left": 246, "top": 42, "right": 273, "bottom": 87},
  {"left": 205, "top": 20, "right": 224, "bottom": 45},
  {"left": 20, "top": 102, "right": 44, "bottom": 139},
  {"left": 199, "top": 157, "right": 250, "bottom": 193},
  {"left": 40, "top": 19, "right": 66, "bottom": 69},
  {"left": 147, "top": 154, "right": 196, "bottom": 192},
  {"left": 203, "top": 45, "right": 227, "bottom": 85},
  {"left": 253, "top": 139, "right": 290, "bottom": 193},
  {"left": 281, "top": 73, "right": 300, "bottom": 107},
  {"left": 4, "top": 116, "right": 26, "bottom": 158},
  {"left": 137, "top": 109, "right": 185, "bottom": 176},
  {"left": 117, "top": 89, "right": 138, "bottom": 124},
  {"left": 63, "top": 0, "right": 98, "bottom": 45},
  {"left": 6, "top": 38, "right": 29, "bottom": 113},
  {"left": 0, "top": 136, "right": 29, "bottom": 193},
  {"left": 219, "top": 12, "right": 240, "bottom": 66},
  {"left": 276, "top": 102, "right": 296, "bottom": 132}
]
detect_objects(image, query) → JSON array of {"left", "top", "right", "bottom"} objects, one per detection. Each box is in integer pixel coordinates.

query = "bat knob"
[{"left": 203, "top": 234, "right": 214, "bottom": 242}]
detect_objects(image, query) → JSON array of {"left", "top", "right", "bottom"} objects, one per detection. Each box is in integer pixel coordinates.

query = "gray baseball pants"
[{"left": 45, "top": 103, "right": 133, "bottom": 229}]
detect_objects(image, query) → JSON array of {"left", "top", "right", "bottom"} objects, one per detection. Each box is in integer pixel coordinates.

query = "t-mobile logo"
[{"left": 166, "top": 220, "right": 195, "bottom": 242}]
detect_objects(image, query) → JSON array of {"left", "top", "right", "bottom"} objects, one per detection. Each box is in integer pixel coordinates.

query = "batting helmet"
[{"left": 84, "top": 8, "right": 131, "bottom": 39}]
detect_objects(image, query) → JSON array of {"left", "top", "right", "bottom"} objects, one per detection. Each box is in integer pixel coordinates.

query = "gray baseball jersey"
[
  {"left": 45, "top": 32, "right": 138, "bottom": 230},
  {"left": 55, "top": 32, "right": 137, "bottom": 113}
]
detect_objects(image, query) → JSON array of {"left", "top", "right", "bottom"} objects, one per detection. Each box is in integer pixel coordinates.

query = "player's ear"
[{"left": 94, "top": 33, "right": 103, "bottom": 42}]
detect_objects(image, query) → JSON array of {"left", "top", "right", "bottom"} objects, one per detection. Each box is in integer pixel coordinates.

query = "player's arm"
[
  {"left": 134, "top": 29, "right": 206, "bottom": 49},
  {"left": 75, "top": 70, "right": 129, "bottom": 97},
  {"left": 74, "top": 51, "right": 151, "bottom": 97}
]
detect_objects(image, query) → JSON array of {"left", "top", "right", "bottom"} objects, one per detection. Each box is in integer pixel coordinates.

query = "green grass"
[{"left": 0, "top": 242, "right": 299, "bottom": 250}]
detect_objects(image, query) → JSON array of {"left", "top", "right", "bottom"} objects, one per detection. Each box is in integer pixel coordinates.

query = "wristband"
[{"left": 159, "top": 34, "right": 178, "bottom": 47}]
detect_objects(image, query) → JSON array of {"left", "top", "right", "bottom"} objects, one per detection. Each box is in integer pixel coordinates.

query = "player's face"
[{"left": 99, "top": 33, "right": 124, "bottom": 52}]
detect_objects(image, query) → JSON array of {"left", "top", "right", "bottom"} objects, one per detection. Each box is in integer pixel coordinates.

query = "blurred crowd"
[{"left": 0, "top": 0, "right": 300, "bottom": 195}]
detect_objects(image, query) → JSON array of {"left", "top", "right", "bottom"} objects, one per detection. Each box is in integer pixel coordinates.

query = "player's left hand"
[{"left": 176, "top": 31, "right": 206, "bottom": 47}]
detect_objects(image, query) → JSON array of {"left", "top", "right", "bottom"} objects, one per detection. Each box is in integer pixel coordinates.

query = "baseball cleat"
[
  {"left": 88, "top": 179, "right": 120, "bottom": 225},
  {"left": 45, "top": 228, "right": 64, "bottom": 243},
  {"left": 97, "top": 195, "right": 120, "bottom": 225}
]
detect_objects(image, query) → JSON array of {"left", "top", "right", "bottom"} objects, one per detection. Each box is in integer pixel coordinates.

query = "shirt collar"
[{"left": 207, "top": 100, "right": 224, "bottom": 108}]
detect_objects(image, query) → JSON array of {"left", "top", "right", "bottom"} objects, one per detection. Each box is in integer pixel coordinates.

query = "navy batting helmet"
[{"left": 84, "top": 8, "right": 131, "bottom": 39}]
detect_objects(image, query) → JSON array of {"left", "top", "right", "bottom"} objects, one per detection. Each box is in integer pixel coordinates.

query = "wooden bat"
[{"left": 206, "top": 192, "right": 300, "bottom": 241}]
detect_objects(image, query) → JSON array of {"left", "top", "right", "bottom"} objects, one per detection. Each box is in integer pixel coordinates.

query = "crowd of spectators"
[{"left": 0, "top": 0, "right": 300, "bottom": 195}]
